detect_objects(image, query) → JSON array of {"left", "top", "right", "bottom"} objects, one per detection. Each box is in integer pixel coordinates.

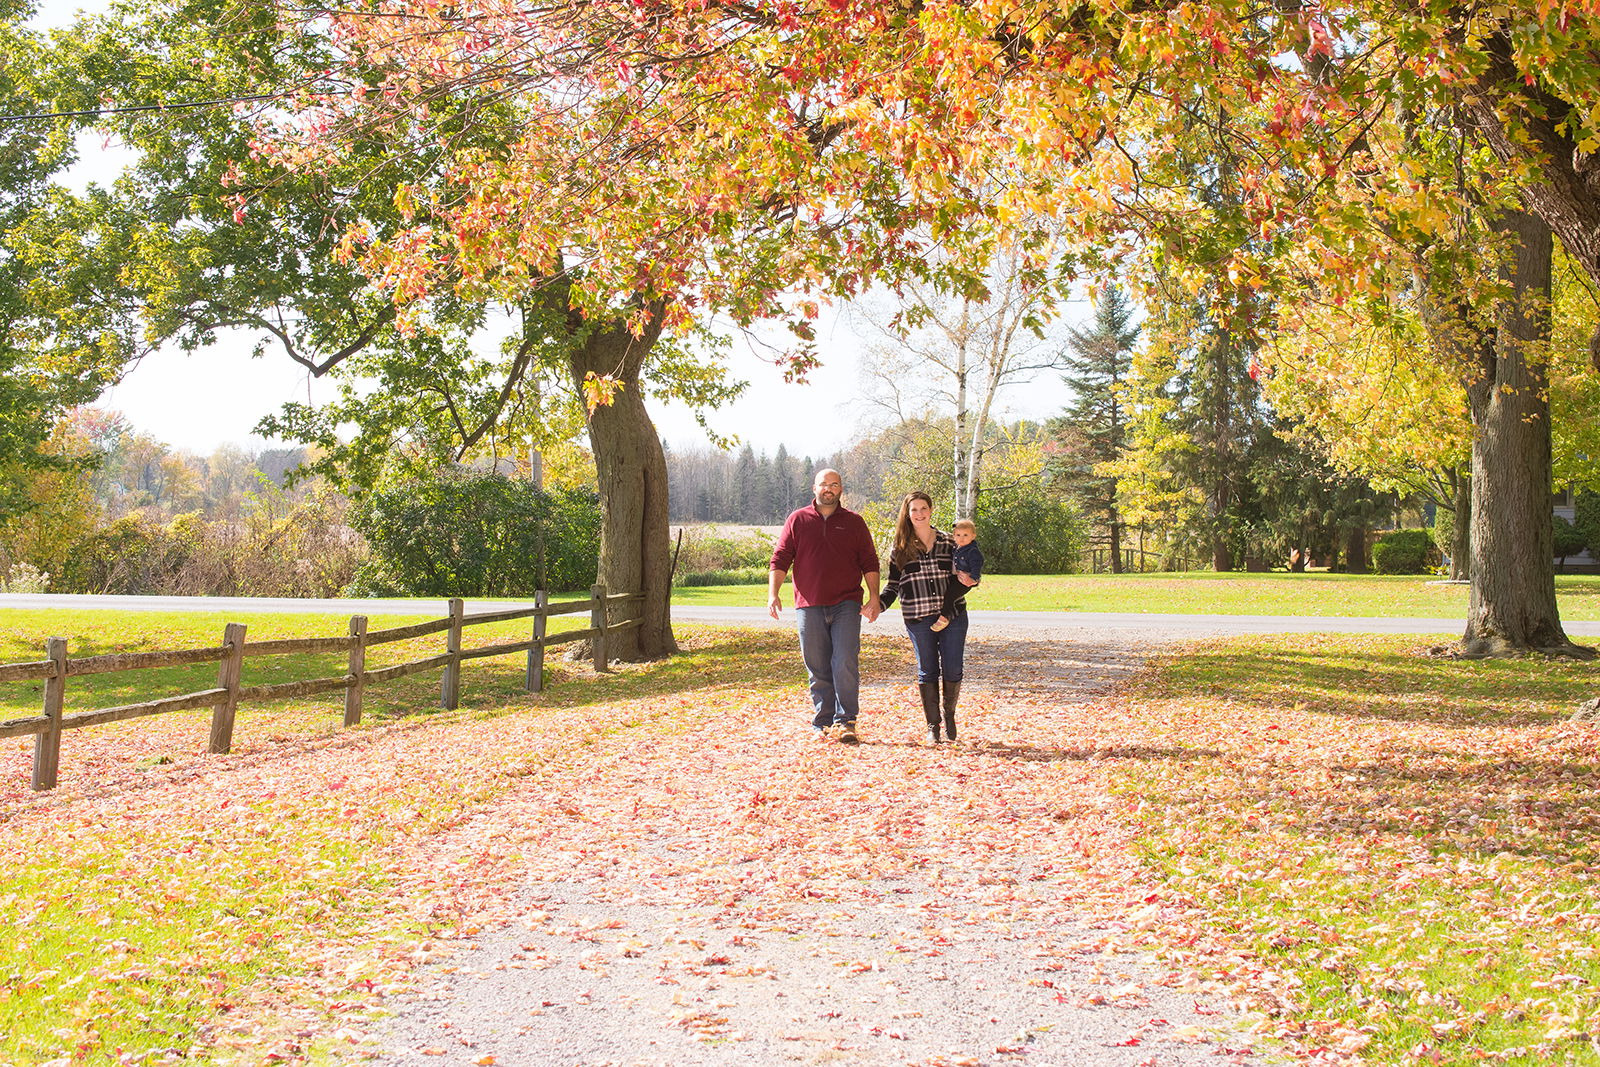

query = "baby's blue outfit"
[{"left": 952, "top": 542, "right": 984, "bottom": 582}]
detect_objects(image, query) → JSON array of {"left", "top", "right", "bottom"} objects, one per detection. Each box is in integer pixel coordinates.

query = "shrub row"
[{"left": 1372, "top": 528, "right": 1438, "bottom": 575}]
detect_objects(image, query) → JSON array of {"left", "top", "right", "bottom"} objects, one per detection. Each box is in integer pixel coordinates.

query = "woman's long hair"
[{"left": 891, "top": 491, "right": 934, "bottom": 568}]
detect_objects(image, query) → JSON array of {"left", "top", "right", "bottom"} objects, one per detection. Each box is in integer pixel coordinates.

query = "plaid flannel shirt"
[{"left": 883, "top": 530, "right": 964, "bottom": 621}]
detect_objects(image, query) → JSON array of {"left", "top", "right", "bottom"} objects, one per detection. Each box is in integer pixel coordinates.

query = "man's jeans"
[
  {"left": 904, "top": 609, "right": 967, "bottom": 683},
  {"left": 795, "top": 601, "right": 862, "bottom": 728}
]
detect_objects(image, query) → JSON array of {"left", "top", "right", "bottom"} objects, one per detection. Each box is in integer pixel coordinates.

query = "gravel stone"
[{"left": 365, "top": 628, "right": 1278, "bottom": 1067}]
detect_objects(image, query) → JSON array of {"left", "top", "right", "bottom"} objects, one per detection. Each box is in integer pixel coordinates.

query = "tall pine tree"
[{"left": 1051, "top": 283, "right": 1139, "bottom": 571}]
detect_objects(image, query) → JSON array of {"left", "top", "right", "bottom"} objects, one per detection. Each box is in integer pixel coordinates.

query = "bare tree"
[{"left": 852, "top": 245, "right": 1072, "bottom": 517}]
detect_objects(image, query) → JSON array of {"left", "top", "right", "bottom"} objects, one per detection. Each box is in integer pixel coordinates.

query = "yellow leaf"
[{"left": 582, "top": 372, "right": 625, "bottom": 411}]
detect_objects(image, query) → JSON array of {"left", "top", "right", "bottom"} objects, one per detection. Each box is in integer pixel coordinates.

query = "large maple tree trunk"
[
  {"left": 1461, "top": 210, "right": 1587, "bottom": 658},
  {"left": 567, "top": 310, "right": 677, "bottom": 661}
]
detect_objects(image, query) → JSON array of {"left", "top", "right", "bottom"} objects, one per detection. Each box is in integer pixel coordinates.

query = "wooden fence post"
[
  {"left": 527, "top": 590, "right": 548, "bottom": 692},
  {"left": 590, "top": 583, "right": 608, "bottom": 672},
  {"left": 345, "top": 615, "right": 367, "bottom": 726},
  {"left": 31, "top": 636, "right": 67, "bottom": 791},
  {"left": 441, "top": 598, "right": 464, "bottom": 709},
  {"left": 209, "top": 622, "right": 247, "bottom": 755}
]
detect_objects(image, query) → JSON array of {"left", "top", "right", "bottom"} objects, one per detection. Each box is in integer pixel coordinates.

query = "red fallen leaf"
[{"left": 1107, "top": 1036, "right": 1142, "bottom": 1047}]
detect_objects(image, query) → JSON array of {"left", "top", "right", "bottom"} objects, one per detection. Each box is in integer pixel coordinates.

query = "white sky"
[{"left": 31, "top": 0, "right": 1086, "bottom": 458}]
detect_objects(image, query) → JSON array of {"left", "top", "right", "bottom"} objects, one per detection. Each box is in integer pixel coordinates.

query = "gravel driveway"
[{"left": 363, "top": 626, "right": 1274, "bottom": 1067}]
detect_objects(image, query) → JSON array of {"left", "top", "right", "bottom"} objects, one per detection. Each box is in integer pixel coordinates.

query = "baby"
[{"left": 931, "top": 518, "right": 983, "bottom": 632}]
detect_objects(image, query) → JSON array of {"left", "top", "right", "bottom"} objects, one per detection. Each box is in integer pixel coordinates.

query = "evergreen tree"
[
  {"left": 1051, "top": 283, "right": 1139, "bottom": 570},
  {"left": 770, "top": 444, "right": 797, "bottom": 522},
  {"left": 733, "top": 443, "right": 758, "bottom": 522}
]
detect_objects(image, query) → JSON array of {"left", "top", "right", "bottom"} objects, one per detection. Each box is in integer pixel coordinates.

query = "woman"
[{"left": 880, "top": 491, "right": 976, "bottom": 744}]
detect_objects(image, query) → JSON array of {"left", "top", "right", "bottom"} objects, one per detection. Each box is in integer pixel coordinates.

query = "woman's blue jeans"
[
  {"left": 903, "top": 610, "right": 967, "bottom": 683},
  {"left": 795, "top": 601, "right": 862, "bottom": 728}
]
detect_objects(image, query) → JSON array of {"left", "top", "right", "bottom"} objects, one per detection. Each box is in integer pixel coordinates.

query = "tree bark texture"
[
  {"left": 1208, "top": 330, "right": 1236, "bottom": 572},
  {"left": 952, "top": 334, "right": 971, "bottom": 519},
  {"left": 1450, "top": 469, "right": 1471, "bottom": 583},
  {"left": 566, "top": 308, "right": 678, "bottom": 661},
  {"left": 1342, "top": 527, "right": 1368, "bottom": 573},
  {"left": 1461, "top": 210, "right": 1584, "bottom": 657}
]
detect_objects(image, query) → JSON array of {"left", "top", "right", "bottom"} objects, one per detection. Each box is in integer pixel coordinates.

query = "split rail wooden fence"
[{"left": 0, "top": 586, "right": 642, "bottom": 792}]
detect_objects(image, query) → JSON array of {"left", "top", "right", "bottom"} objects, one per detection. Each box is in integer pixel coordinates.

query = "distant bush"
[
  {"left": 1577, "top": 492, "right": 1600, "bottom": 556},
  {"left": 347, "top": 471, "right": 600, "bottom": 597},
  {"left": 671, "top": 525, "right": 774, "bottom": 575},
  {"left": 60, "top": 514, "right": 182, "bottom": 593},
  {"left": 974, "top": 486, "right": 1087, "bottom": 574},
  {"left": 0, "top": 561, "right": 51, "bottom": 593},
  {"left": 1554, "top": 515, "right": 1588, "bottom": 565},
  {"left": 1372, "top": 528, "right": 1437, "bottom": 575},
  {"left": 1429, "top": 508, "right": 1454, "bottom": 557},
  {"left": 55, "top": 490, "right": 365, "bottom": 597},
  {"left": 676, "top": 566, "right": 770, "bottom": 587}
]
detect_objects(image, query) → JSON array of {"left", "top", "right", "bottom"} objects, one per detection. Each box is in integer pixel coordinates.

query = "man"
[{"left": 769, "top": 468, "right": 882, "bottom": 744}]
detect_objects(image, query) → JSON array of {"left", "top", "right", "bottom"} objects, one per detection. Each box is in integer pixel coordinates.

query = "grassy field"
[
  {"left": 0, "top": 608, "right": 593, "bottom": 747},
  {"left": 677, "top": 571, "right": 1600, "bottom": 619}
]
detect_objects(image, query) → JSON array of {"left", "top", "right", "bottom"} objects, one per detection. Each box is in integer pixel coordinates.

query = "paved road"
[{"left": 6, "top": 592, "right": 1599, "bottom": 637}]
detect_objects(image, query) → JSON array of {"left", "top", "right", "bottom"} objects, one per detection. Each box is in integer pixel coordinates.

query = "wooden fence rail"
[{"left": 0, "top": 585, "right": 642, "bottom": 791}]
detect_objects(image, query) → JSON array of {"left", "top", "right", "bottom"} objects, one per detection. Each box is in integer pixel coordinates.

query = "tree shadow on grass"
[
  {"left": 1155, "top": 641, "right": 1598, "bottom": 727},
  {"left": 964, "top": 636, "right": 1153, "bottom": 702},
  {"left": 1555, "top": 578, "right": 1600, "bottom": 599},
  {"left": 1143, "top": 748, "right": 1600, "bottom": 870},
  {"left": 1121, "top": 634, "right": 1600, "bottom": 870},
  {"left": 475, "top": 629, "right": 908, "bottom": 713}
]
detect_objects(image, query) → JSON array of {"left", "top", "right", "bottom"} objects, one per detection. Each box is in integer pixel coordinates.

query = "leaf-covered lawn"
[
  {"left": 1, "top": 627, "right": 824, "bottom": 1063},
  {"left": 1119, "top": 634, "right": 1600, "bottom": 1065},
  {"left": 0, "top": 609, "right": 592, "bottom": 730},
  {"left": 4, "top": 622, "right": 1598, "bottom": 1066}
]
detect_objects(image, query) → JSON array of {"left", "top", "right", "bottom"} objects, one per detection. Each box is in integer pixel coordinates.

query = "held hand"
[
  {"left": 956, "top": 570, "right": 978, "bottom": 587},
  {"left": 862, "top": 597, "right": 882, "bottom": 623},
  {"left": 768, "top": 595, "right": 782, "bottom": 620}
]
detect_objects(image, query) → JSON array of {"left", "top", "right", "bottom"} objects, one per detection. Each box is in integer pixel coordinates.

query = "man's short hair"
[{"left": 953, "top": 518, "right": 976, "bottom": 532}]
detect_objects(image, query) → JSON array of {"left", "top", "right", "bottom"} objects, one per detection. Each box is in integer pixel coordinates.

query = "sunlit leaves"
[{"left": 1123, "top": 632, "right": 1600, "bottom": 1064}]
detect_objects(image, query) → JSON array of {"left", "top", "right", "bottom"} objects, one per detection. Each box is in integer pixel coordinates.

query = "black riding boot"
[
  {"left": 919, "top": 681, "right": 942, "bottom": 743},
  {"left": 941, "top": 680, "right": 961, "bottom": 742}
]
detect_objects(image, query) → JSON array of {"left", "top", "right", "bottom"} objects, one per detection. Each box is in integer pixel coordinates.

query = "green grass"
[
  {"left": 678, "top": 571, "right": 1600, "bottom": 619},
  {"left": 0, "top": 608, "right": 594, "bottom": 721},
  {"left": 1118, "top": 633, "right": 1600, "bottom": 1064},
  {"left": 2, "top": 821, "right": 400, "bottom": 1063}
]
